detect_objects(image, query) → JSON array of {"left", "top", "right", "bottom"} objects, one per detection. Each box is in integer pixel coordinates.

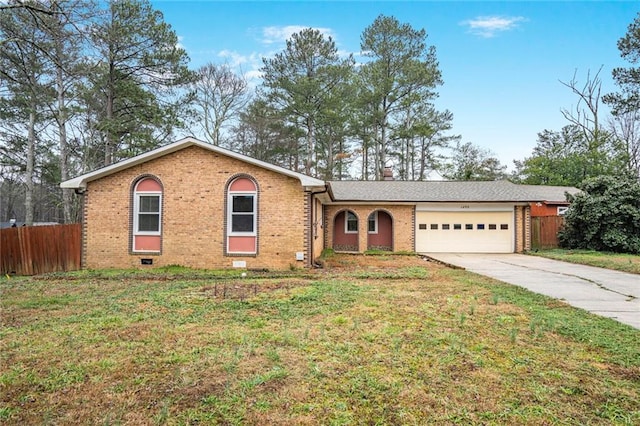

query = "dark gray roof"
[
  {"left": 327, "top": 180, "right": 579, "bottom": 203},
  {"left": 518, "top": 184, "right": 579, "bottom": 204}
]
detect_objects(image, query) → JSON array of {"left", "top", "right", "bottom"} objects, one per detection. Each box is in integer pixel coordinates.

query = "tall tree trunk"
[
  {"left": 378, "top": 98, "right": 388, "bottom": 180},
  {"left": 306, "top": 117, "right": 314, "bottom": 175},
  {"left": 56, "top": 48, "right": 72, "bottom": 223},
  {"left": 25, "top": 108, "right": 36, "bottom": 226},
  {"left": 379, "top": 125, "right": 386, "bottom": 180},
  {"left": 213, "top": 120, "right": 221, "bottom": 146},
  {"left": 105, "top": 60, "right": 115, "bottom": 165},
  {"left": 406, "top": 138, "right": 412, "bottom": 180},
  {"left": 419, "top": 138, "right": 427, "bottom": 180},
  {"left": 104, "top": 4, "right": 116, "bottom": 166},
  {"left": 362, "top": 133, "right": 368, "bottom": 180},
  {"left": 337, "top": 136, "right": 344, "bottom": 180},
  {"left": 327, "top": 129, "right": 334, "bottom": 180}
]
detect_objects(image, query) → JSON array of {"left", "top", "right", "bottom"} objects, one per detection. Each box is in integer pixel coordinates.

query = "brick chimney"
[{"left": 383, "top": 166, "right": 394, "bottom": 181}]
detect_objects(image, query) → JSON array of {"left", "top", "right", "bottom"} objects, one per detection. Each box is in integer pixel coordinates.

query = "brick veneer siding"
[
  {"left": 82, "top": 145, "right": 310, "bottom": 270},
  {"left": 514, "top": 205, "right": 531, "bottom": 253},
  {"left": 324, "top": 204, "right": 414, "bottom": 253},
  {"left": 524, "top": 205, "right": 532, "bottom": 251}
]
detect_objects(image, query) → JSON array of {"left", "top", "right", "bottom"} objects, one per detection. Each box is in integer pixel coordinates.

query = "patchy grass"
[
  {"left": 1, "top": 254, "right": 638, "bottom": 425},
  {"left": 529, "top": 249, "right": 640, "bottom": 274}
]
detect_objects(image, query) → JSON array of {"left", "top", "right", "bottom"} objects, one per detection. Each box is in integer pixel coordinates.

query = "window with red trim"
[
  {"left": 132, "top": 178, "right": 162, "bottom": 252},
  {"left": 227, "top": 177, "right": 257, "bottom": 254}
]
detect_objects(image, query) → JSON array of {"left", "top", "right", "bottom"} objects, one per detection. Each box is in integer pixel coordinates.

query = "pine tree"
[
  {"left": 359, "top": 15, "right": 443, "bottom": 180},
  {"left": 88, "top": 0, "right": 194, "bottom": 165},
  {"left": 260, "top": 28, "right": 354, "bottom": 176}
]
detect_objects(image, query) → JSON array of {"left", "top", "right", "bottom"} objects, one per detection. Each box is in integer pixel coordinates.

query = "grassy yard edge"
[{"left": 527, "top": 249, "right": 640, "bottom": 275}]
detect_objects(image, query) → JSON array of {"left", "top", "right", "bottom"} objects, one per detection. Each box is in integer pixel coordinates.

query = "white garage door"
[{"left": 415, "top": 211, "right": 514, "bottom": 253}]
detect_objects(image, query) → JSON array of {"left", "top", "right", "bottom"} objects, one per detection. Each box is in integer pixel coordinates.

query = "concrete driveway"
[{"left": 424, "top": 253, "right": 640, "bottom": 329}]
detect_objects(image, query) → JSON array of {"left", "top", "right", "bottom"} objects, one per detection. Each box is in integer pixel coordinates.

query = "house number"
[{"left": 461, "top": 205, "right": 470, "bottom": 209}]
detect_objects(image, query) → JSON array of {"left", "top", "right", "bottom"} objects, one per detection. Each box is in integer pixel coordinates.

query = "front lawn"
[
  {"left": 529, "top": 249, "right": 640, "bottom": 274},
  {"left": 1, "top": 255, "right": 638, "bottom": 424}
]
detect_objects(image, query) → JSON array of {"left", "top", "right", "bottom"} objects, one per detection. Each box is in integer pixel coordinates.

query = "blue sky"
[{"left": 152, "top": 1, "right": 637, "bottom": 169}]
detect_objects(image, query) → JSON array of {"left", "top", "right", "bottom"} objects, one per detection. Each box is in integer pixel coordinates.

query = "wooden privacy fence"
[
  {"left": 531, "top": 216, "right": 565, "bottom": 250},
  {"left": 0, "top": 224, "right": 81, "bottom": 275}
]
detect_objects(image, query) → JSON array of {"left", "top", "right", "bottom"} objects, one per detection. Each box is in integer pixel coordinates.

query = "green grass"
[
  {"left": 362, "top": 249, "right": 416, "bottom": 256},
  {"left": 529, "top": 249, "right": 640, "bottom": 274},
  {"left": 1, "top": 256, "right": 638, "bottom": 424}
]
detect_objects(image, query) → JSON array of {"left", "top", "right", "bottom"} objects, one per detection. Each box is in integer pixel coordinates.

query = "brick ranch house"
[{"left": 61, "top": 137, "right": 577, "bottom": 270}]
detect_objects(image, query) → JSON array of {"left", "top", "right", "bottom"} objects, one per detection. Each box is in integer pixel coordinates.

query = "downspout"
[
  {"left": 309, "top": 184, "right": 330, "bottom": 267},
  {"left": 72, "top": 185, "right": 87, "bottom": 269}
]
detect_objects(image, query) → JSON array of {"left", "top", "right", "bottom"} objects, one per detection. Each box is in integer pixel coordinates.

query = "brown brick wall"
[
  {"left": 83, "top": 145, "right": 310, "bottom": 270},
  {"left": 324, "top": 204, "right": 414, "bottom": 252},
  {"left": 514, "top": 205, "right": 531, "bottom": 253},
  {"left": 524, "top": 205, "right": 531, "bottom": 251}
]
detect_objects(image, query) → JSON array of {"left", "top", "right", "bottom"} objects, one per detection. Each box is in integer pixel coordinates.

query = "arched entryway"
[
  {"left": 367, "top": 210, "right": 393, "bottom": 251},
  {"left": 333, "top": 210, "right": 359, "bottom": 252}
]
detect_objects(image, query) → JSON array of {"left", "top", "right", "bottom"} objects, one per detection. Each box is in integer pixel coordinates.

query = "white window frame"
[
  {"left": 345, "top": 211, "right": 358, "bottom": 234},
  {"left": 557, "top": 206, "right": 569, "bottom": 216},
  {"left": 368, "top": 211, "right": 378, "bottom": 234},
  {"left": 227, "top": 190, "right": 257, "bottom": 237},
  {"left": 133, "top": 191, "right": 162, "bottom": 237}
]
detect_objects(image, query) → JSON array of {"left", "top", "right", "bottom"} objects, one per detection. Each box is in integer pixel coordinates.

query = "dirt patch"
[
  {"left": 200, "top": 279, "right": 312, "bottom": 301},
  {"left": 321, "top": 253, "right": 433, "bottom": 270}
]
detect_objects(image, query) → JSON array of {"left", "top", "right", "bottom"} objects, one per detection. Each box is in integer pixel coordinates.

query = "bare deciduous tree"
[
  {"left": 609, "top": 112, "right": 640, "bottom": 179},
  {"left": 442, "top": 142, "right": 506, "bottom": 181},
  {"left": 559, "top": 67, "right": 628, "bottom": 177},
  {"left": 191, "top": 63, "right": 250, "bottom": 146},
  {"left": 560, "top": 67, "right": 608, "bottom": 144}
]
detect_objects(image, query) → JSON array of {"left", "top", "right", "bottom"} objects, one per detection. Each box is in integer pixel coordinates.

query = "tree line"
[{"left": 1, "top": 1, "right": 639, "bottom": 226}]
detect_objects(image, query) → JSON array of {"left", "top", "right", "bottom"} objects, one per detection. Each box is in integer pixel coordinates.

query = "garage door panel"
[{"left": 416, "top": 211, "right": 513, "bottom": 253}]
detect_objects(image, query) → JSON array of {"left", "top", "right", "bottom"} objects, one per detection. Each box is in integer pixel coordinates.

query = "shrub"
[{"left": 559, "top": 176, "right": 640, "bottom": 253}]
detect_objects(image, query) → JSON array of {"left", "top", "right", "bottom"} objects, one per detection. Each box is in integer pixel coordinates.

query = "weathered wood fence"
[
  {"left": 531, "top": 216, "right": 565, "bottom": 250},
  {"left": 0, "top": 224, "right": 81, "bottom": 275}
]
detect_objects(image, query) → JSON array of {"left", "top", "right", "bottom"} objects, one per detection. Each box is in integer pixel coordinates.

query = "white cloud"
[
  {"left": 259, "top": 25, "right": 335, "bottom": 45},
  {"left": 461, "top": 16, "right": 526, "bottom": 38},
  {"left": 215, "top": 50, "right": 265, "bottom": 88},
  {"left": 176, "top": 35, "right": 185, "bottom": 50},
  {"left": 197, "top": 25, "right": 342, "bottom": 89},
  {"left": 218, "top": 49, "right": 251, "bottom": 67},
  {"left": 245, "top": 69, "right": 263, "bottom": 82}
]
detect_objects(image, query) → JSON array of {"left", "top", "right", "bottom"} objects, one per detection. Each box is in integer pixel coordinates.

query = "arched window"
[
  {"left": 368, "top": 211, "right": 378, "bottom": 234},
  {"left": 227, "top": 177, "right": 257, "bottom": 254},
  {"left": 132, "top": 177, "right": 162, "bottom": 252},
  {"left": 345, "top": 211, "right": 358, "bottom": 233}
]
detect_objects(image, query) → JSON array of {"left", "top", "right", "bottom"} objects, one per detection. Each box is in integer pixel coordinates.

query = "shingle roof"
[
  {"left": 518, "top": 184, "right": 580, "bottom": 204},
  {"left": 327, "top": 180, "right": 578, "bottom": 203}
]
